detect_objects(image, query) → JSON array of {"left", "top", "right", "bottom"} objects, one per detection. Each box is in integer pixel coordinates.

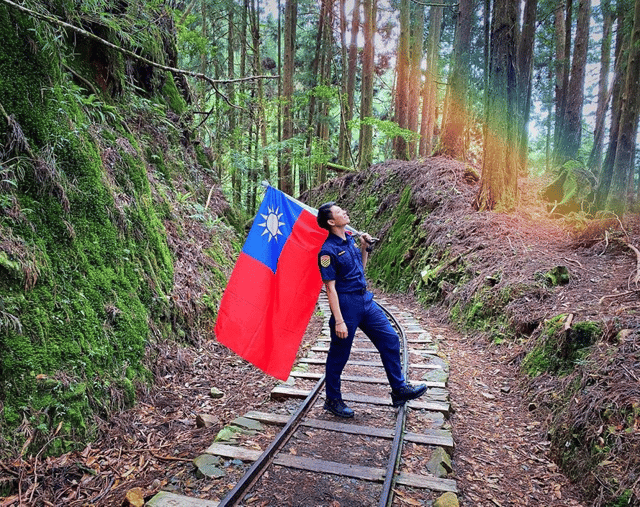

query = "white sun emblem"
[{"left": 259, "top": 206, "right": 285, "bottom": 242}]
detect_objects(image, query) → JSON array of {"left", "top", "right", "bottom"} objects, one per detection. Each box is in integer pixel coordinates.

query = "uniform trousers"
[{"left": 326, "top": 290, "right": 405, "bottom": 401}]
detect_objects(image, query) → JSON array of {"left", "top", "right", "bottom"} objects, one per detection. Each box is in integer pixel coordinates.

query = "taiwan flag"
[{"left": 215, "top": 186, "right": 328, "bottom": 380}]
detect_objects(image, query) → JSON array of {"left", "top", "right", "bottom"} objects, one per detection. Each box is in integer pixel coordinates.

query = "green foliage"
[
  {"left": 349, "top": 117, "right": 421, "bottom": 145},
  {"left": 177, "top": 22, "right": 212, "bottom": 60}
]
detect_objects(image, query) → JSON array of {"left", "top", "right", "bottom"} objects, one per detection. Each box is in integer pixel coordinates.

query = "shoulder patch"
[{"left": 320, "top": 255, "right": 331, "bottom": 268}]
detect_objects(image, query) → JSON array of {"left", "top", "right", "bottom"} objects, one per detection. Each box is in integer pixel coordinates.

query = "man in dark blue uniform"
[{"left": 316, "top": 202, "right": 427, "bottom": 418}]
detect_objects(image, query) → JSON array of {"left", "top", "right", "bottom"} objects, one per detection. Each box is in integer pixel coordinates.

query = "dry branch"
[
  {"left": 625, "top": 242, "right": 640, "bottom": 285},
  {"left": 598, "top": 290, "right": 638, "bottom": 305}
]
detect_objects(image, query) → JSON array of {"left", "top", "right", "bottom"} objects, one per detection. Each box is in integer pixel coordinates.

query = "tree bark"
[
  {"left": 394, "top": 0, "right": 410, "bottom": 160},
  {"left": 474, "top": 0, "right": 518, "bottom": 211},
  {"left": 338, "top": 0, "right": 360, "bottom": 167},
  {"left": 439, "top": 0, "right": 472, "bottom": 159},
  {"left": 407, "top": 3, "right": 424, "bottom": 159},
  {"left": 228, "top": 5, "right": 241, "bottom": 205},
  {"left": 419, "top": 6, "right": 442, "bottom": 157},
  {"left": 315, "top": 0, "right": 334, "bottom": 185},
  {"left": 251, "top": 0, "right": 269, "bottom": 185},
  {"left": 337, "top": 0, "right": 350, "bottom": 167},
  {"left": 588, "top": 0, "right": 613, "bottom": 174},
  {"left": 358, "top": 0, "right": 376, "bottom": 171},
  {"left": 556, "top": 0, "right": 591, "bottom": 164},
  {"left": 281, "top": 0, "right": 297, "bottom": 195},
  {"left": 607, "top": 0, "right": 640, "bottom": 214},
  {"left": 596, "top": 7, "right": 627, "bottom": 210},
  {"left": 515, "top": 0, "right": 537, "bottom": 175},
  {"left": 553, "top": 0, "right": 568, "bottom": 154},
  {"left": 303, "top": 0, "right": 327, "bottom": 192}
]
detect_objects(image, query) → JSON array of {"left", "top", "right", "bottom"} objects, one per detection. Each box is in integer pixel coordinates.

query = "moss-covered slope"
[{"left": 0, "top": 3, "right": 238, "bottom": 456}]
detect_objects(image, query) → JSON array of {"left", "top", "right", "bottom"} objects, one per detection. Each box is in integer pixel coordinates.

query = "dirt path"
[{"left": 442, "top": 328, "right": 586, "bottom": 506}]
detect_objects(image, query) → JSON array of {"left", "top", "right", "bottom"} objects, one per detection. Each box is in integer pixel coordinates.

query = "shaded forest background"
[{"left": 1, "top": 0, "right": 640, "bottom": 505}]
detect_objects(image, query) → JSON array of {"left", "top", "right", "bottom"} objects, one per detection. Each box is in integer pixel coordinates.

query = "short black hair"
[{"left": 317, "top": 202, "right": 335, "bottom": 230}]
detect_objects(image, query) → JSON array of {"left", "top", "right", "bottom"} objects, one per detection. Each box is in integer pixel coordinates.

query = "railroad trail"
[{"left": 147, "top": 293, "right": 457, "bottom": 507}]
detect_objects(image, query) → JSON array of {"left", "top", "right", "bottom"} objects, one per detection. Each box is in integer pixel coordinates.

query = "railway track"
[{"left": 149, "top": 294, "right": 456, "bottom": 507}]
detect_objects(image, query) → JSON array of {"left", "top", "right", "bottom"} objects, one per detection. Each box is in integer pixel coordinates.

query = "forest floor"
[{"left": 2, "top": 157, "right": 639, "bottom": 506}]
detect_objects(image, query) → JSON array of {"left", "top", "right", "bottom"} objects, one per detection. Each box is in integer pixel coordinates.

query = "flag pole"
[{"left": 260, "top": 181, "right": 379, "bottom": 242}]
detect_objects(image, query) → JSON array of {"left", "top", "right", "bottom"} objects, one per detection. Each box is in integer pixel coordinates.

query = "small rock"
[
  {"left": 196, "top": 414, "right": 217, "bottom": 428},
  {"left": 231, "top": 416, "right": 263, "bottom": 431},
  {"left": 194, "top": 454, "right": 225, "bottom": 479},
  {"left": 481, "top": 392, "right": 495, "bottom": 400},
  {"left": 210, "top": 387, "right": 224, "bottom": 399},
  {"left": 434, "top": 492, "right": 459, "bottom": 507},
  {"left": 422, "top": 369, "right": 449, "bottom": 383},
  {"left": 426, "top": 447, "right": 452, "bottom": 477}
]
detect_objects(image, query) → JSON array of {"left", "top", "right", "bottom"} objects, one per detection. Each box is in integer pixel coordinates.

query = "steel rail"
[
  {"left": 378, "top": 302, "right": 409, "bottom": 507},
  {"left": 217, "top": 374, "right": 326, "bottom": 507},
  {"left": 218, "top": 298, "right": 410, "bottom": 507}
]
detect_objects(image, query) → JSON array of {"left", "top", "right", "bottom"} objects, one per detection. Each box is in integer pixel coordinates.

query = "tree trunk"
[
  {"left": 553, "top": 0, "right": 569, "bottom": 156},
  {"left": 277, "top": 0, "right": 283, "bottom": 187},
  {"left": 252, "top": 0, "right": 269, "bottom": 184},
  {"left": 228, "top": 5, "right": 240, "bottom": 205},
  {"left": 607, "top": 0, "right": 640, "bottom": 214},
  {"left": 340, "top": 0, "right": 360, "bottom": 167},
  {"left": 439, "top": 0, "right": 472, "bottom": 159},
  {"left": 304, "top": 0, "right": 326, "bottom": 190},
  {"left": 337, "top": 0, "right": 350, "bottom": 167},
  {"left": 407, "top": 3, "right": 424, "bottom": 159},
  {"left": 596, "top": 8, "right": 627, "bottom": 210},
  {"left": 556, "top": 0, "right": 591, "bottom": 164},
  {"left": 358, "top": 0, "right": 376, "bottom": 170},
  {"left": 515, "top": 0, "right": 538, "bottom": 174},
  {"left": 588, "top": 0, "right": 613, "bottom": 174},
  {"left": 393, "top": 0, "right": 410, "bottom": 160},
  {"left": 240, "top": 0, "right": 249, "bottom": 203},
  {"left": 315, "top": 0, "right": 334, "bottom": 185},
  {"left": 419, "top": 6, "right": 442, "bottom": 157},
  {"left": 483, "top": 0, "right": 490, "bottom": 98},
  {"left": 474, "top": 0, "right": 518, "bottom": 211},
  {"left": 281, "top": 0, "right": 296, "bottom": 195}
]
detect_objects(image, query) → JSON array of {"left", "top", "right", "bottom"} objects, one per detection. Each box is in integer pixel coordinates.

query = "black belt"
[{"left": 340, "top": 287, "right": 367, "bottom": 295}]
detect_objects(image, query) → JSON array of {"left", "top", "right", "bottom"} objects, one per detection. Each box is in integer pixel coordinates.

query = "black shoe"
[
  {"left": 324, "top": 398, "right": 354, "bottom": 418},
  {"left": 391, "top": 383, "right": 427, "bottom": 407}
]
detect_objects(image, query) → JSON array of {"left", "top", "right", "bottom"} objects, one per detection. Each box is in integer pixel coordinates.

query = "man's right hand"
[{"left": 335, "top": 321, "right": 348, "bottom": 339}]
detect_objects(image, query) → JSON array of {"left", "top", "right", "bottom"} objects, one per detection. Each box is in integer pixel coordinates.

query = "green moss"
[
  {"left": 447, "top": 285, "right": 512, "bottom": 342},
  {"left": 522, "top": 316, "right": 601, "bottom": 376},
  {"left": 537, "top": 265, "right": 571, "bottom": 286},
  {"left": 195, "top": 144, "right": 212, "bottom": 169},
  {"left": 161, "top": 72, "right": 186, "bottom": 115},
  {"left": 0, "top": 5, "right": 177, "bottom": 454},
  {"left": 606, "top": 490, "right": 632, "bottom": 507},
  {"left": 367, "top": 186, "right": 419, "bottom": 291}
]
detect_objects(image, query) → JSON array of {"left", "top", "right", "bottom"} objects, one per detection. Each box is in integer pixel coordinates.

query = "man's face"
[{"left": 329, "top": 205, "right": 350, "bottom": 227}]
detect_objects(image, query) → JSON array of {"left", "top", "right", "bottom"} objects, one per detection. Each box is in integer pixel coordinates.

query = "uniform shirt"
[{"left": 318, "top": 233, "right": 367, "bottom": 293}]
